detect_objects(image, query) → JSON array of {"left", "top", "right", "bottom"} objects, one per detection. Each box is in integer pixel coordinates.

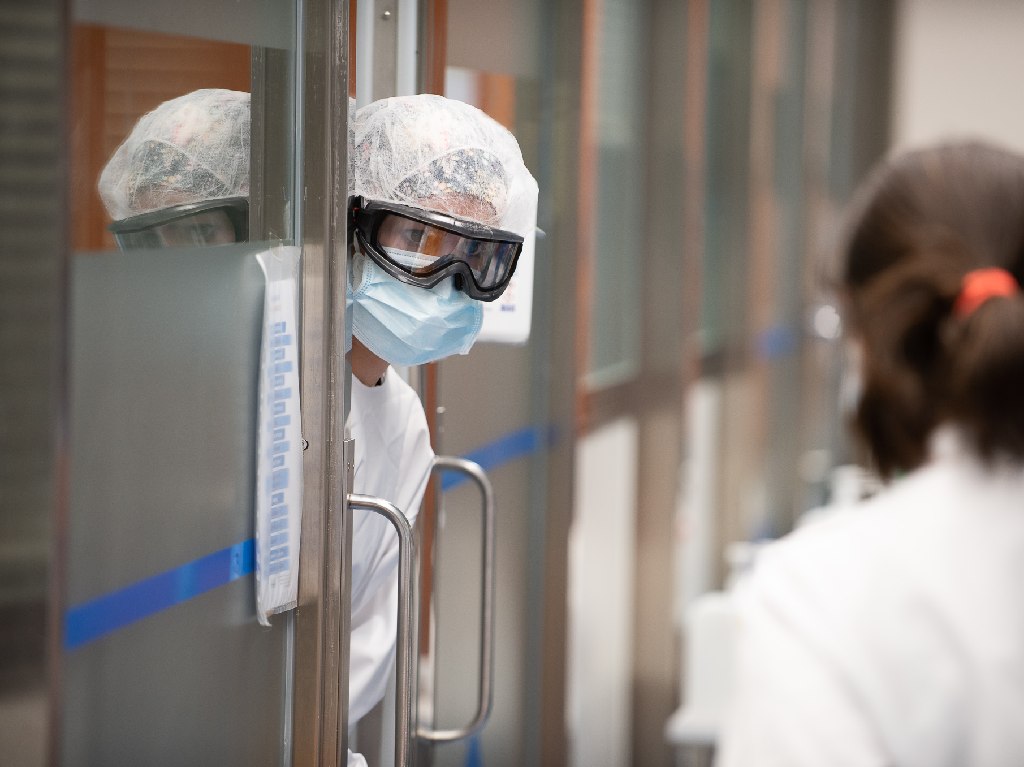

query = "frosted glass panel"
[{"left": 64, "top": 246, "right": 285, "bottom": 766}]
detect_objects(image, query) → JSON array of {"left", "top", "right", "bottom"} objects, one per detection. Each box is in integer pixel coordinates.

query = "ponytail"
[
  {"left": 851, "top": 257, "right": 960, "bottom": 477},
  {"left": 947, "top": 286, "right": 1024, "bottom": 461}
]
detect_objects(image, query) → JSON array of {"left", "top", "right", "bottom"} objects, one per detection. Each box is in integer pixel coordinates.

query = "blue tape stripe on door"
[
  {"left": 440, "top": 424, "right": 556, "bottom": 491},
  {"left": 63, "top": 422, "right": 557, "bottom": 649},
  {"left": 64, "top": 539, "right": 254, "bottom": 651}
]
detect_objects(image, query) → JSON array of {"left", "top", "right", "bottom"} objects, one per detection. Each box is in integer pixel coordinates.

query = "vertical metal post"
[
  {"left": 292, "top": 0, "right": 352, "bottom": 764},
  {"left": 414, "top": 5, "right": 445, "bottom": 764}
]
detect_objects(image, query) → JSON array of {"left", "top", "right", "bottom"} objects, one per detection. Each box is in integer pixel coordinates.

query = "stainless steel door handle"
[
  {"left": 347, "top": 493, "right": 417, "bottom": 767},
  {"left": 417, "top": 456, "right": 496, "bottom": 743}
]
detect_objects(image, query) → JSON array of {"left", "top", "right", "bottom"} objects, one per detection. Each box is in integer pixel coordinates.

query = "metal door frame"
[{"left": 292, "top": 0, "right": 354, "bottom": 763}]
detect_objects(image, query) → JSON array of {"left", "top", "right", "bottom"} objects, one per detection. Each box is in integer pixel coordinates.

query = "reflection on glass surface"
[
  {"left": 71, "top": 29, "right": 251, "bottom": 251},
  {"left": 70, "top": 2, "right": 295, "bottom": 254},
  {"left": 109, "top": 199, "right": 248, "bottom": 250},
  {"left": 94, "top": 87, "right": 253, "bottom": 250}
]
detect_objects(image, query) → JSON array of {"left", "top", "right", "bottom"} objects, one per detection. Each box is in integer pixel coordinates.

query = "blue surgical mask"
[{"left": 348, "top": 249, "right": 483, "bottom": 366}]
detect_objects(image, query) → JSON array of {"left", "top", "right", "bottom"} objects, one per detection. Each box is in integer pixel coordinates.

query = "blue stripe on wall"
[
  {"left": 439, "top": 424, "right": 557, "bottom": 491},
  {"left": 64, "top": 539, "right": 254, "bottom": 650},
  {"left": 63, "top": 423, "right": 556, "bottom": 650}
]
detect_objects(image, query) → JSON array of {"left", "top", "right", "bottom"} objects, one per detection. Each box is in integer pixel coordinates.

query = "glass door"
[{"left": 61, "top": 1, "right": 352, "bottom": 764}]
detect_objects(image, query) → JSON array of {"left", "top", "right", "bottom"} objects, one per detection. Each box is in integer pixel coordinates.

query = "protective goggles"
[
  {"left": 350, "top": 197, "right": 523, "bottom": 302},
  {"left": 108, "top": 196, "right": 248, "bottom": 249}
]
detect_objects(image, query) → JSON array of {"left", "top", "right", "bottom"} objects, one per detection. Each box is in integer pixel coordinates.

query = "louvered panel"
[{"left": 0, "top": 0, "right": 61, "bottom": 614}]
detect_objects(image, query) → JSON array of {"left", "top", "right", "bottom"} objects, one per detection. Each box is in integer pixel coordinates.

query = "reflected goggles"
[
  {"left": 108, "top": 196, "right": 249, "bottom": 249},
  {"left": 350, "top": 197, "right": 524, "bottom": 302}
]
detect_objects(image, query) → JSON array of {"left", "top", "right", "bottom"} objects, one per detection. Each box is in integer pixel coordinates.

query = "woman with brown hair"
[{"left": 716, "top": 142, "right": 1024, "bottom": 767}]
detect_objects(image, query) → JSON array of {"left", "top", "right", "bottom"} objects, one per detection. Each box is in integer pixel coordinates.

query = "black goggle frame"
[{"left": 349, "top": 196, "right": 523, "bottom": 302}]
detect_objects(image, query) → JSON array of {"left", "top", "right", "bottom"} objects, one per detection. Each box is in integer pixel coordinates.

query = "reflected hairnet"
[
  {"left": 352, "top": 94, "right": 538, "bottom": 238},
  {"left": 98, "top": 89, "right": 250, "bottom": 221}
]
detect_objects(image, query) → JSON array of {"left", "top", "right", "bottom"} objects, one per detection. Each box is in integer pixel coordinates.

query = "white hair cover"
[
  {"left": 351, "top": 94, "right": 538, "bottom": 239},
  {"left": 98, "top": 88, "right": 250, "bottom": 221}
]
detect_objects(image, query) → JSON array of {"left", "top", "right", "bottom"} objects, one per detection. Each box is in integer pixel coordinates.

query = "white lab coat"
[
  {"left": 346, "top": 370, "right": 434, "bottom": 767},
  {"left": 717, "top": 427, "right": 1024, "bottom": 767}
]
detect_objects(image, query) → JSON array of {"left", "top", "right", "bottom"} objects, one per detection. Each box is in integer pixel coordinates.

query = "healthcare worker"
[
  {"left": 99, "top": 89, "right": 538, "bottom": 767},
  {"left": 344, "top": 95, "right": 535, "bottom": 765},
  {"left": 346, "top": 93, "right": 535, "bottom": 732},
  {"left": 716, "top": 141, "right": 1024, "bottom": 767}
]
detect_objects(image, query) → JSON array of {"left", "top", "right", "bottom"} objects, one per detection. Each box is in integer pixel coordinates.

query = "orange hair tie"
[{"left": 953, "top": 267, "right": 1019, "bottom": 317}]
